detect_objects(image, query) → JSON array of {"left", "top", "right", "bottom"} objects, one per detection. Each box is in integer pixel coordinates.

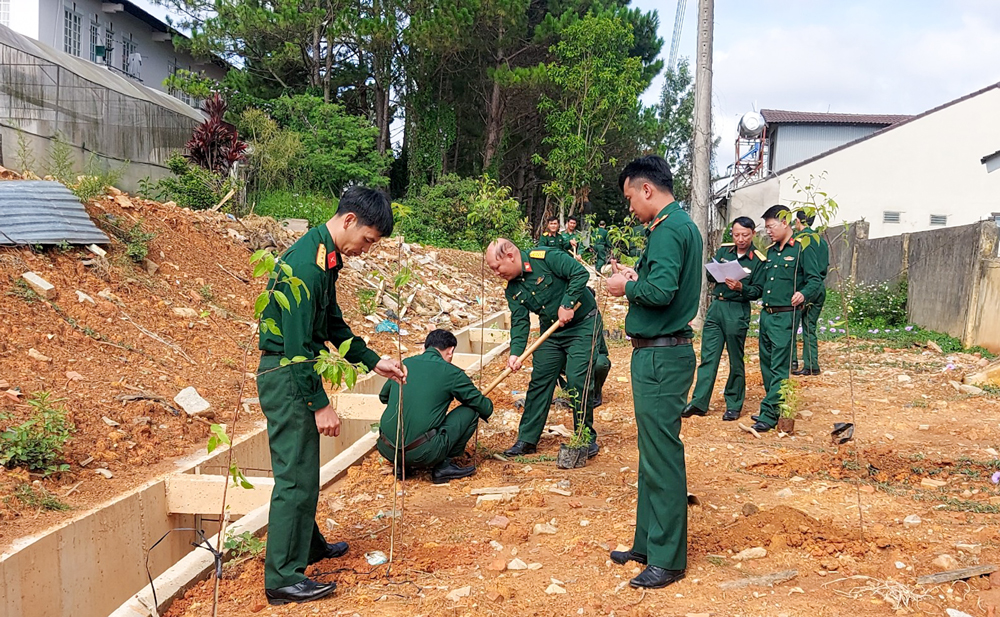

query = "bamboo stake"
[{"left": 482, "top": 302, "right": 580, "bottom": 396}]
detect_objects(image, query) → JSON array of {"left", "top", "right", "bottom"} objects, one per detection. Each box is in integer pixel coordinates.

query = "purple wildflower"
[
  {"left": 992, "top": 472, "right": 1000, "bottom": 484},
  {"left": 905, "top": 326, "right": 914, "bottom": 331}
]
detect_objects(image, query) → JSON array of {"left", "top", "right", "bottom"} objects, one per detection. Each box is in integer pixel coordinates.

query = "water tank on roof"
[{"left": 738, "top": 111, "right": 766, "bottom": 138}]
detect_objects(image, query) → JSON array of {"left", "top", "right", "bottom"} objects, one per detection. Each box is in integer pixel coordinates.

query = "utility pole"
[{"left": 690, "top": 0, "right": 714, "bottom": 322}]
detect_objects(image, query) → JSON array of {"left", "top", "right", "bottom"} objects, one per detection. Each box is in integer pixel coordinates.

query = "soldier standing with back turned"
[{"left": 791, "top": 210, "right": 829, "bottom": 376}]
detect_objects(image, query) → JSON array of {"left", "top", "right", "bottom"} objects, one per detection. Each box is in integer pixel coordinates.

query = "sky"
[
  {"left": 135, "top": 0, "right": 1000, "bottom": 171},
  {"left": 633, "top": 0, "right": 1000, "bottom": 171}
]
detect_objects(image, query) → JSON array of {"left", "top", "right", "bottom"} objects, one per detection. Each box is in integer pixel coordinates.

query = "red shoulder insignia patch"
[
  {"left": 523, "top": 261, "right": 532, "bottom": 273},
  {"left": 327, "top": 251, "right": 339, "bottom": 269}
]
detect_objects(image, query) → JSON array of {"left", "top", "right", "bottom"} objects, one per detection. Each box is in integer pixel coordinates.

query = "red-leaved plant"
[{"left": 186, "top": 93, "right": 247, "bottom": 175}]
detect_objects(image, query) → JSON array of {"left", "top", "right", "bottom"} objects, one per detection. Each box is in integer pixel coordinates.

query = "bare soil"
[{"left": 165, "top": 333, "right": 1000, "bottom": 617}]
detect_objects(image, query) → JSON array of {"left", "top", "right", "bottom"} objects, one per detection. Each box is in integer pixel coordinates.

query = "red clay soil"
[
  {"left": 0, "top": 177, "right": 505, "bottom": 549},
  {"left": 166, "top": 335, "right": 1000, "bottom": 617}
]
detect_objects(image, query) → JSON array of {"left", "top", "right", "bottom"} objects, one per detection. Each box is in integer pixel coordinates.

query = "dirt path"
[{"left": 167, "top": 336, "right": 1000, "bottom": 617}]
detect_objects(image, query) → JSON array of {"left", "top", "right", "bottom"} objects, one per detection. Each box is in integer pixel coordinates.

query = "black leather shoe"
[
  {"left": 751, "top": 421, "right": 775, "bottom": 433},
  {"left": 610, "top": 549, "right": 647, "bottom": 565},
  {"left": 791, "top": 368, "right": 810, "bottom": 376},
  {"left": 593, "top": 394, "right": 604, "bottom": 408},
  {"left": 750, "top": 414, "right": 761, "bottom": 422},
  {"left": 722, "top": 409, "right": 741, "bottom": 421},
  {"left": 791, "top": 361, "right": 799, "bottom": 371},
  {"left": 309, "top": 541, "right": 348, "bottom": 564},
  {"left": 503, "top": 441, "right": 537, "bottom": 457},
  {"left": 629, "top": 565, "right": 685, "bottom": 589},
  {"left": 681, "top": 403, "right": 707, "bottom": 418},
  {"left": 810, "top": 368, "right": 822, "bottom": 375},
  {"left": 265, "top": 579, "right": 337, "bottom": 605},
  {"left": 431, "top": 459, "right": 476, "bottom": 484},
  {"left": 587, "top": 442, "right": 600, "bottom": 458}
]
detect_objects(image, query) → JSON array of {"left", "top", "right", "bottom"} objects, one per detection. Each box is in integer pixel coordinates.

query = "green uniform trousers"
[
  {"left": 690, "top": 299, "right": 750, "bottom": 412},
  {"left": 758, "top": 310, "right": 796, "bottom": 426},
  {"left": 792, "top": 290, "right": 826, "bottom": 371},
  {"left": 519, "top": 314, "right": 600, "bottom": 445},
  {"left": 558, "top": 351, "right": 610, "bottom": 401},
  {"left": 631, "top": 344, "right": 695, "bottom": 570},
  {"left": 594, "top": 245, "right": 609, "bottom": 271},
  {"left": 375, "top": 405, "right": 479, "bottom": 469},
  {"left": 257, "top": 355, "right": 332, "bottom": 589}
]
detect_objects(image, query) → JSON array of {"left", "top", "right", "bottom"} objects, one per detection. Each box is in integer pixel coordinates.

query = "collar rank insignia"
[
  {"left": 316, "top": 243, "right": 327, "bottom": 270},
  {"left": 327, "top": 251, "right": 339, "bottom": 269},
  {"left": 523, "top": 262, "right": 532, "bottom": 273},
  {"left": 648, "top": 212, "right": 670, "bottom": 232}
]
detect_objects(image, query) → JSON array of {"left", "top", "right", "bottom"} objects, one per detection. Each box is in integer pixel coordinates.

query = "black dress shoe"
[
  {"left": 593, "top": 394, "right": 604, "bottom": 408},
  {"left": 431, "top": 459, "right": 476, "bottom": 484},
  {"left": 309, "top": 541, "right": 349, "bottom": 564},
  {"left": 810, "top": 368, "right": 822, "bottom": 375},
  {"left": 503, "top": 441, "right": 537, "bottom": 457},
  {"left": 751, "top": 421, "right": 774, "bottom": 433},
  {"left": 791, "top": 361, "right": 799, "bottom": 371},
  {"left": 722, "top": 409, "right": 741, "bottom": 421},
  {"left": 610, "top": 549, "right": 648, "bottom": 565},
  {"left": 681, "top": 403, "right": 707, "bottom": 418},
  {"left": 587, "top": 442, "right": 600, "bottom": 458},
  {"left": 265, "top": 578, "right": 337, "bottom": 605},
  {"left": 750, "top": 414, "right": 761, "bottom": 422},
  {"left": 629, "top": 565, "right": 685, "bottom": 589},
  {"left": 791, "top": 368, "right": 810, "bottom": 376}
]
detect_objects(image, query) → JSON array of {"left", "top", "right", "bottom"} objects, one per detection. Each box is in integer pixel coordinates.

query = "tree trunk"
[{"left": 483, "top": 73, "right": 506, "bottom": 172}]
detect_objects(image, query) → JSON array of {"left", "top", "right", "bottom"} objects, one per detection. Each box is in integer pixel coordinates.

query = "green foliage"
[
  {"left": 647, "top": 58, "right": 695, "bottom": 202},
  {"left": 16, "top": 126, "right": 35, "bottom": 174},
  {"left": 103, "top": 217, "right": 157, "bottom": 263},
  {"left": 198, "top": 284, "right": 214, "bottom": 302},
  {"left": 397, "top": 174, "right": 479, "bottom": 248},
  {"left": 224, "top": 530, "right": 265, "bottom": 560},
  {"left": 11, "top": 483, "right": 71, "bottom": 511},
  {"left": 357, "top": 288, "right": 378, "bottom": 316},
  {"left": 465, "top": 175, "right": 531, "bottom": 249},
  {"left": 606, "top": 216, "right": 646, "bottom": 266},
  {"left": 163, "top": 68, "right": 218, "bottom": 100},
  {"left": 254, "top": 190, "right": 337, "bottom": 229},
  {"left": 535, "top": 15, "right": 645, "bottom": 220},
  {"left": 236, "top": 108, "right": 304, "bottom": 196},
  {"left": 71, "top": 155, "right": 128, "bottom": 203},
  {"left": 45, "top": 132, "right": 75, "bottom": 184},
  {"left": 269, "top": 95, "right": 390, "bottom": 195},
  {"left": 150, "top": 153, "right": 239, "bottom": 211},
  {"left": 777, "top": 379, "right": 800, "bottom": 419},
  {"left": 839, "top": 280, "right": 908, "bottom": 328},
  {"left": 8, "top": 278, "right": 40, "bottom": 303},
  {"left": 0, "top": 392, "right": 75, "bottom": 475}
]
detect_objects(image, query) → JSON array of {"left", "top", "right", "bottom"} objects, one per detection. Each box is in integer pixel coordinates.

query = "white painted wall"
[
  {"left": 730, "top": 86, "right": 1000, "bottom": 239},
  {"left": 16, "top": 0, "right": 224, "bottom": 106}
]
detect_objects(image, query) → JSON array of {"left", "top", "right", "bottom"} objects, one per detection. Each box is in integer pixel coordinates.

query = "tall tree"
[
  {"left": 534, "top": 14, "right": 645, "bottom": 224},
  {"left": 649, "top": 58, "right": 695, "bottom": 202}
]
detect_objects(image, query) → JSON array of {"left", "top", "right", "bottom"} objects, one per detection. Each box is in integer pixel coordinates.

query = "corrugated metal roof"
[
  {"left": 0, "top": 181, "right": 110, "bottom": 245},
  {"left": 761, "top": 109, "right": 913, "bottom": 126}
]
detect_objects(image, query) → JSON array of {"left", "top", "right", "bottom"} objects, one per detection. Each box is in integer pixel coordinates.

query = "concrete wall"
[
  {"left": 729, "top": 85, "right": 1000, "bottom": 239},
  {"left": 855, "top": 233, "right": 906, "bottom": 286},
  {"left": 970, "top": 259, "right": 1000, "bottom": 352},
  {"left": 823, "top": 220, "right": 869, "bottom": 289}
]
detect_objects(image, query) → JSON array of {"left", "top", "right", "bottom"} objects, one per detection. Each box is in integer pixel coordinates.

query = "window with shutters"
[
  {"left": 121, "top": 35, "right": 136, "bottom": 74},
  {"left": 930, "top": 214, "right": 947, "bottom": 226},
  {"left": 0, "top": 0, "right": 10, "bottom": 27},
  {"left": 64, "top": 8, "right": 82, "bottom": 57},
  {"left": 89, "top": 19, "right": 100, "bottom": 62},
  {"left": 105, "top": 24, "right": 115, "bottom": 66},
  {"left": 883, "top": 211, "right": 901, "bottom": 224}
]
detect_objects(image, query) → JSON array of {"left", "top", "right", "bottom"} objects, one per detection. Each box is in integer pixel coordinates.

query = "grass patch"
[
  {"left": 511, "top": 454, "right": 557, "bottom": 464},
  {"left": 253, "top": 189, "right": 337, "bottom": 229},
  {"left": 9, "top": 483, "right": 71, "bottom": 511},
  {"left": 7, "top": 278, "right": 40, "bottom": 303}
]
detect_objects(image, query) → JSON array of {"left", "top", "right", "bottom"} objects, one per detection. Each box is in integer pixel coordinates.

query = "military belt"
[
  {"left": 630, "top": 336, "right": 693, "bottom": 349},
  {"left": 379, "top": 429, "right": 436, "bottom": 453},
  {"left": 763, "top": 306, "right": 796, "bottom": 314}
]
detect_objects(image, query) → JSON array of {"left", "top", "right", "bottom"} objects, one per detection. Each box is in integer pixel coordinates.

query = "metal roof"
[
  {"left": 761, "top": 109, "right": 913, "bottom": 126},
  {"left": 0, "top": 181, "right": 110, "bottom": 245}
]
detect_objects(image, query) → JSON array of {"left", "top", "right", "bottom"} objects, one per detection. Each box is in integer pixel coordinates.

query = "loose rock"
[
  {"left": 22, "top": 272, "right": 56, "bottom": 299},
  {"left": 507, "top": 558, "right": 528, "bottom": 570},
  {"left": 533, "top": 523, "right": 558, "bottom": 535},
  {"left": 544, "top": 584, "right": 566, "bottom": 595},
  {"left": 95, "top": 468, "right": 113, "bottom": 479},
  {"left": 487, "top": 515, "right": 510, "bottom": 530},
  {"left": 28, "top": 348, "right": 52, "bottom": 362},
  {"left": 446, "top": 586, "right": 471, "bottom": 601},
  {"left": 933, "top": 554, "right": 960, "bottom": 570},
  {"left": 903, "top": 514, "right": 922, "bottom": 527},
  {"left": 732, "top": 547, "right": 767, "bottom": 561},
  {"left": 174, "top": 386, "right": 211, "bottom": 416}
]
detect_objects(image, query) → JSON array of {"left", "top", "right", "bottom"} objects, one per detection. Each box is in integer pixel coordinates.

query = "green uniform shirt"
[
  {"left": 258, "top": 225, "right": 381, "bottom": 411},
  {"left": 707, "top": 243, "right": 766, "bottom": 302},
  {"left": 378, "top": 348, "right": 493, "bottom": 446},
  {"left": 539, "top": 231, "right": 569, "bottom": 251},
  {"left": 504, "top": 247, "right": 597, "bottom": 355},
  {"left": 760, "top": 236, "right": 824, "bottom": 308},
  {"left": 562, "top": 231, "right": 581, "bottom": 253},
  {"left": 592, "top": 227, "right": 609, "bottom": 248},
  {"left": 796, "top": 226, "right": 829, "bottom": 280},
  {"left": 625, "top": 202, "right": 703, "bottom": 339}
]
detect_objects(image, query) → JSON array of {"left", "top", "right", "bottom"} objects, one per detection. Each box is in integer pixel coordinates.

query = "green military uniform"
[
  {"left": 688, "top": 243, "right": 766, "bottom": 413},
  {"left": 376, "top": 348, "right": 493, "bottom": 469},
  {"left": 505, "top": 247, "right": 600, "bottom": 446},
  {"left": 757, "top": 236, "right": 824, "bottom": 426},
  {"left": 558, "top": 323, "right": 611, "bottom": 404},
  {"left": 539, "top": 230, "right": 569, "bottom": 251},
  {"left": 593, "top": 226, "right": 610, "bottom": 270},
  {"left": 562, "top": 231, "right": 581, "bottom": 255},
  {"left": 792, "top": 226, "right": 829, "bottom": 372},
  {"left": 625, "top": 201, "right": 702, "bottom": 571},
  {"left": 257, "top": 225, "right": 381, "bottom": 590}
]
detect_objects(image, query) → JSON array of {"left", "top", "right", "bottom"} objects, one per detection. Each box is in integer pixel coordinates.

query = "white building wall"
[
  {"left": 731, "top": 86, "right": 1000, "bottom": 239},
  {"left": 5, "top": 0, "right": 40, "bottom": 38},
  {"left": 21, "top": 0, "right": 224, "bottom": 104}
]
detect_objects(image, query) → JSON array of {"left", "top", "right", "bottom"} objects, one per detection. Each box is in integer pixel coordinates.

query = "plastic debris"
[
  {"left": 365, "top": 550, "right": 388, "bottom": 565},
  {"left": 375, "top": 319, "right": 400, "bottom": 334}
]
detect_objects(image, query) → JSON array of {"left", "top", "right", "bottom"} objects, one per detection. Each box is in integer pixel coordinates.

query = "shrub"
[
  {"left": 101, "top": 215, "right": 157, "bottom": 262},
  {"left": 842, "top": 279, "right": 908, "bottom": 328},
  {"left": 71, "top": 154, "right": 128, "bottom": 203},
  {"left": 236, "top": 108, "right": 303, "bottom": 196},
  {"left": 187, "top": 93, "right": 247, "bottom": 175},
  {"left": 153, "top": 153, "right": 239, "bottom": 211},
  {"left": 254, "top": 190, "right": 338, "bottom": 229},
  {"left": 224, "top": 530, "right": 265, "bottom": 560},
  {"left": 0, "top": 391, "right": 75, "bottom": 475}
]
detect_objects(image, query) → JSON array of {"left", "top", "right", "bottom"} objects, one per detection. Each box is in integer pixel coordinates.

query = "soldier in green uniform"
[
  {"left": 605, "top": 155, "right": 702, "bottom": 590},
  {"left": 539, "top": 216, "right": 569, "bottom": 251},
  {"left": 683, "top": 217, "right": 766, "bottom": 421},
  {"left": 563, "top": 216, "right": 582, "bottom": 255},
  {"left": 791, "top": 210, "right": 829, "bottom": 376},
  {"left": 751, "top": 205, "right": 824, "bottom": 433},
  {"left": 257, "top": 187, "right": 406, "bottom": 606},
  {"left": 376, "top": 329, "right": 493, "bottom": 483},
  {"left": 485, "top": 238, "right": 601, "bottom": 458},
  {"left": 557, "top": 287, "right": 612, "bottom": 407},
  {"left": 593, "top": 220, "right": 610, "bottom": 271}
]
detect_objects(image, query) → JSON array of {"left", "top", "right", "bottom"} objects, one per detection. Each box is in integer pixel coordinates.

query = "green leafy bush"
[
  {"left": 840, "top": 279, "right": 908, "bottom": 328},
  {"left": 0, "top": 391, "right": 75, "bottom": 475},
  {"left": 71, "top": 155, "right": 128, "bottom": 203},
  {"left": 151, "top": 153, "right": 239, "bottom": 211},
  {"left": 224, "top": 530, "right": 265, "bottom": 559},
  {"left": 254, "top": 190, "right": 338, "bottom": 229},
  {"left": 236, "top": 108, "right": 303, "bottom": 196}
]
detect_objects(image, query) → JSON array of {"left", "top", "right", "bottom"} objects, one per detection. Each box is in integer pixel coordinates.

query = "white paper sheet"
[{"left": 705, "top": 258, "right": 749, "bottom": 282}]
